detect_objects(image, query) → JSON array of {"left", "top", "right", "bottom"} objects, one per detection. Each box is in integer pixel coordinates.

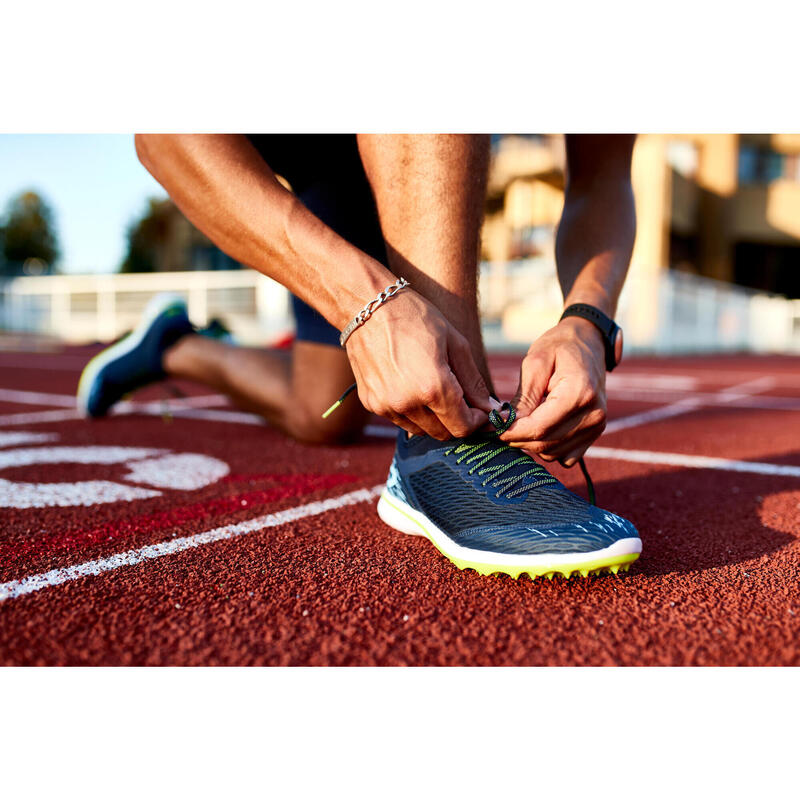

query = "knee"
[{"left": 282, "top": 407, "right": 366, "bottom": 446}]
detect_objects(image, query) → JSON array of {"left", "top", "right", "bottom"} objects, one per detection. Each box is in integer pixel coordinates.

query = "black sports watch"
[{"left": 559, "top": 303, "right": 623, "bottom": 371}]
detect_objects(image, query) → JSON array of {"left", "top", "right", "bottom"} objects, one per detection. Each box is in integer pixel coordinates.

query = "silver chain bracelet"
[{"left": 339, "top": 277, "right": 410, "bottom": 347}]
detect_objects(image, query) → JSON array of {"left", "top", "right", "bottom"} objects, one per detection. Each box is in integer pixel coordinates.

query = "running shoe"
[
  {"left": 197, "top": 317, "right": 237, "bottom": 345},
  {"left": 377, "top": 405, "right": 641, "bottom": 579},
  {"left": 77, "top": 293, "right": 193, "bottom": 417}
]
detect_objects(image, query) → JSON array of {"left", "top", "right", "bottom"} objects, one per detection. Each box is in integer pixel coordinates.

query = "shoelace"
[
  {"left": 443, "top": 402, "right": 555, "bottom": 499},
  {"left": 322, "top": 387, "right": 596, "bottom": 504}
]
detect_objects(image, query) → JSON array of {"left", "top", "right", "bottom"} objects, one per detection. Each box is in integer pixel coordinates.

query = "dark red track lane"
[{"left": 0, "top": 349, "right": 798, "bottom": 665}]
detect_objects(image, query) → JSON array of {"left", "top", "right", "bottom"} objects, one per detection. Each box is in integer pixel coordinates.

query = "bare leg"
[
  {"left": 163, "top": 335, "right": 369, "bottom": 444},
  {"left": 163, "top": 135, "right": 491, "bottom": 445},
  {"left": 356, "top": 134, "right": 493, "bottom": 392}
]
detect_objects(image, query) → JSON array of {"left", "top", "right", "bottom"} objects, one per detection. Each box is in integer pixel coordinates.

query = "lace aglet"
[{"left": 321, "top": 382, "right": 357, "bottom": 419}]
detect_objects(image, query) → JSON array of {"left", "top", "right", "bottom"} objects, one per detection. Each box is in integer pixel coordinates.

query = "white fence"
[
  {"left": 0, "top": 270, "right": 293, "bottom": 345},
  {"left": 2, "top": 264, "right": 799, "bottom": 354},
  {"left": 480, "top": 259, "right": 800, "bottom": 354}
]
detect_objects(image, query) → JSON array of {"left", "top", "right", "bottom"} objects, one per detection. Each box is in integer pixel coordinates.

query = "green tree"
[
  {"left": 1, "top": 190, "right": 60, "bottom": 275},
  {"left": 120, "top": 198, "right": 173, "bottom": 273}
]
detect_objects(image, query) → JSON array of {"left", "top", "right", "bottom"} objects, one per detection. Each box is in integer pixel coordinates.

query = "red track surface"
[{"left": 1, "top": 348, "right": 799, "bottom": 665}]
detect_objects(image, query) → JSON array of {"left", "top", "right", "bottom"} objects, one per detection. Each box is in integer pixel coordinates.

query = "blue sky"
[{"left": 0, "top": 135, "right": 167, "bottom": 273}]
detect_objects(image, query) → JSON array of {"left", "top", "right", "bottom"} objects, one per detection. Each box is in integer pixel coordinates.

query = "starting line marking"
[{"left": 0, "top": 484, "right": 384, "bottom": 603}]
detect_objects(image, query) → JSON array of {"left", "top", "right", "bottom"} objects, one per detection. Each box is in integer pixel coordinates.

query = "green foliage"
[
  {"left": 120, "top": 198, "right": 173, "bottom": 273},
  {"left": 1, "top": 190, "right": 60, "bottom": 275}
]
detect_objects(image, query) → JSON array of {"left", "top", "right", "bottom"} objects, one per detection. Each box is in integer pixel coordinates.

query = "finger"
[
  {"left": 501, "top": 381, "right": 580, "bottom": 444},
  {"left": 447, "top": 332, "right": 495, "bottom": 413},
  {"left": 382, "top": 410, "right": 426, "bottom": 438},
  {"left": 404, "top": 406, "right": 453, "bottom": 441},
  {"left": 426, "top": 372, "right": 488, "bottom": 439},
  {"left": 539, "top": 428, "right": 600, "bottom": 467},
  {"left": 507, "top": 405, "right": 606, "bottom": 453}
]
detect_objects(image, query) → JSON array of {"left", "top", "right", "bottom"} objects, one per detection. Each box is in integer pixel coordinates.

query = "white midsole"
[
  {"left": 77, "top": 293, "right": 186, "bottom": 415},
  {"left": 377, "top": 490, "right": 642, "bottom": 568}
]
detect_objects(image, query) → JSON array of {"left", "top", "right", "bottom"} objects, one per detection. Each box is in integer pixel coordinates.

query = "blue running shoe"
[
  {"left": 77, "top": 293, "right": 194, "bottom": 417},
  {"left": 197, "top": 317, "right": 237, "bottom": 345},
  {"left": 377, "top": 406, "right": 641, "bottom": 579}
]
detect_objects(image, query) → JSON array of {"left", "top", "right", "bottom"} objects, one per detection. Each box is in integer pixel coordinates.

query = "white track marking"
[
  {"left": 113, "top": 394, "right": 230, "bottom": 414},
  {"left": 152, "top": 407, "right": 266, "bottom": 425},
  {"left": 0, "top": 388, "right": 77, "bottom": 407},
  {"left": 0, "top": 484, "right": 384, "bottom": 602},
  {"left": 604, "top": 397, "right": 704, "bottom": 433},
  {"left": 589, "top": 447, "right": 800, "bottom": 478},
  {"left": 604, "top": 388, "right": 800, "bottom": 411},
  {"left": 0, "top": 385, "right": 227, "bottom": 410},
  {"left": 0, "top": 445, "right": 230, "bottom": 507},
  {"left": 0, "top": 431, "right": 59, "bottom": 448},
  {"left": 122, "top": 453, "right": 229, "bottom": 490},
  {"left": 0, "top": 409, "right": 82, "bottom": 426},
  {"left": 0, "top": 445, "right": 163, "bottom": 469},
  {"left": 0, "top": 478, "right": 162, "bottom": 509},
  {"left": 604, "top": 376, "right": 778, "bottom": 435}
]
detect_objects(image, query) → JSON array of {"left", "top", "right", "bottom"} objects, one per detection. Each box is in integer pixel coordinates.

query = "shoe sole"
[
  {"left": 377, "top": 490, "right": 641, "bottom": 580},
  {"left": 77, "top": 293, "right": 187, "bottom": 417}
]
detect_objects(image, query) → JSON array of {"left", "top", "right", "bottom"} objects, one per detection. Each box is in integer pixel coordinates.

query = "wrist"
[{"left": 558, "top": 316, "right": 606, "bottom": 360}]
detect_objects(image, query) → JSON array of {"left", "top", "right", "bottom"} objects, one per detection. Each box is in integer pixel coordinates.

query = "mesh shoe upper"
[{"left": 388, "top": 429, "right": 638, "bottom": 555}]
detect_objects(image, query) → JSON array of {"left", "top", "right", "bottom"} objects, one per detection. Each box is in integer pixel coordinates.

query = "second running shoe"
[{"left": 77, "top": 293, "right": 193, "bottom": 417}]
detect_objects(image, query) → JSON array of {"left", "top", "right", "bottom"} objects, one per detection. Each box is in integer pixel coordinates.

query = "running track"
[{"left": 1, "top": 346, "right": 799, "bottom": 665}]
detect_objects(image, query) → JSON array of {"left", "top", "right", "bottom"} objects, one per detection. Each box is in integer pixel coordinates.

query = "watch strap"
[{"left": 560, "top": 303, "right": 619, "bottom": 371}]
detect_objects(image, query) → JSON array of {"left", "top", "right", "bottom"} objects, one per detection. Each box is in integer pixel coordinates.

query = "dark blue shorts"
[{"left": 246, "top": 135, "right": 387, "bottom": 347}]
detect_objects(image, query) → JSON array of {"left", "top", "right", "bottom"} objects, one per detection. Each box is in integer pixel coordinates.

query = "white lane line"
[
  {"left": 0, "top": 409, "right": 82, "bottom": 426},
  {"left": 604, "top": 388, "right": 800, "bottom": 411},
  {"left": 0, "top": 388, "right": 77, "bottom": 407},
  {"left": 604, "top": 376, "right": 777, "bottom": 435},
  {"left": 0, "top": 484, "right": 384, "bottom": 603},
  {"left": 589, "top": 447, "right": 800, "bottom": 478},
  {"left": 0, "top": 386, "right": 228, "bottom": 411},
  {"left": 604, "top": 397, "right": 703, "bottom": 433},
  {"left": 153, "top": 407, "right": 266, "bottom": 425}
]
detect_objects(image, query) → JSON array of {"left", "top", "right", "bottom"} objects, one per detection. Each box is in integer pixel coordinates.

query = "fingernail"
[{"left": 489, "top": 397, "right": 502, "bottom": 411}]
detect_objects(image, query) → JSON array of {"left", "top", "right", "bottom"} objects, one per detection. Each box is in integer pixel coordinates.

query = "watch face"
[{"left": 614, "top": 327, "right": 624, "bottom": 367}]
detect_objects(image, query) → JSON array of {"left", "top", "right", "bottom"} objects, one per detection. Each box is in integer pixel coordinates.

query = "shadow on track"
[{"left": 589, "top": 453, "right": 799, "bottom": 579}]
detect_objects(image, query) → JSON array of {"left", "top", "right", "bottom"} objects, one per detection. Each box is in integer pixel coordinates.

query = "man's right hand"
[{"left": 345, "top": 289, "right": 496, "bottom": 440}]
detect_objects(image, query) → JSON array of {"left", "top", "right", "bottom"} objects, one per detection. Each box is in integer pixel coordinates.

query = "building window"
[{"left": 738, "top": 146, "right": 787, "bottom": 184}]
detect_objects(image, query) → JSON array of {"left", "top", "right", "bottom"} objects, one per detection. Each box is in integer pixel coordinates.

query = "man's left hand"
[{"left": 499, "top": 317, "right": 607, "bottom": 467}]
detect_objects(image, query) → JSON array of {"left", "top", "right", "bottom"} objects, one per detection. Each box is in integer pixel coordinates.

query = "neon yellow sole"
[{"left": 379, "top": 491, "right": 640, "bottom": 581}]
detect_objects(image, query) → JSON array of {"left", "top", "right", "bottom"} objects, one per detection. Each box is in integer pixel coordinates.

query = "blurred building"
[
  {"left": 484, "top": 134, "right": 800, "bottom": 297},
  {"left": 480, "top": 134, "right": 800, "bottom": 353}
]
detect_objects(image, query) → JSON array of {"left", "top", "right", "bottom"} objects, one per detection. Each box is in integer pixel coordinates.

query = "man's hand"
[
  {"left": 346, "top": 289, "right": 496, "bottom": 440},
  {"left": 499, "top": 317, "right": 607, "bottom": 466}
]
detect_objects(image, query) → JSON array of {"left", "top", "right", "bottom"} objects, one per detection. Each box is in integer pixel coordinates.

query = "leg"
[
  {"left": 356, "top": 134, "right": 494, "bottom": 391},
  {"left": 164, "top": 335, "right": 369, "bottom": 445},
  {"left": 164, "top": 135, "right": 385, "bottom": 445}
]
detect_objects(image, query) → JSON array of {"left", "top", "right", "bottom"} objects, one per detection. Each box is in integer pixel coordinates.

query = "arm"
[
  {"left": 500, "top": 134, "right": 637, "bottom": 466},
  {"left": 135, "top": 134, "right": 491, "bottom": 438}
]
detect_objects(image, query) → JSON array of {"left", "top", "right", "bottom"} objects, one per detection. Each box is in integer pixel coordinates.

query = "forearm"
[
  {"left": 134, "top": 134, "right": 394, "bottom": 329},
  {"left": 555, "top": 135, "right": 637, "bottom": 317}
]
